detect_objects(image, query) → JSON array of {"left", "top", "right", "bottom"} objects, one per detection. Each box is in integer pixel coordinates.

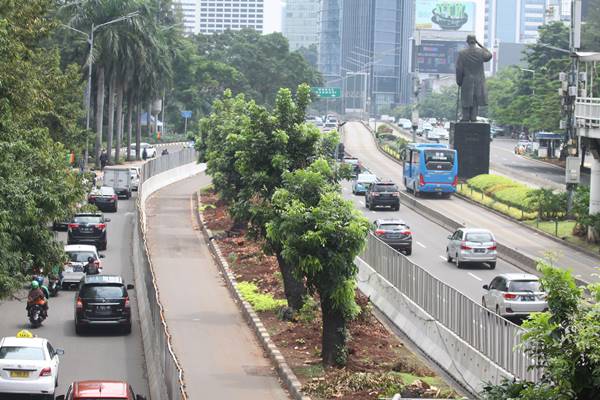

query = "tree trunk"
[
  {"left": 136, "top": 102, "right": 142, "bottom": 160},
  {"left": 275, "top": 252, "right": 306, "bottom": 311},
  {"left": 147, "top": 101, "right": 152, "bottom": 139},
  {"left": 106, "top": 71, "right": 116, "bottom": 164},
  {"left": 320, "top": 296, "right": 349, "bottom": 367},
  {"left": 126, "top": 95, "right": 133, "bottom": 161},
  {"left": 94, "top": 66, "right": 105, "bottom": 169},
  {"left": 115, "top": 82, "right": 124, "bottom": 164}
]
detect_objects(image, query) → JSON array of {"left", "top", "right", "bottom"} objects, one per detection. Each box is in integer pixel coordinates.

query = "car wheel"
[
  {"left": 368, "top": 201, "right": 374, "bottom": 210},
  {"left": 446, "top": 250, "right": 453, "bottom": 263},
  {"left": 404, "top": 247, "right": 412, "bottom": 256},
  {"left": 122, "top": 323, "right": 132, "bottom": 335},
  {"left": 456, "top": 255, "right": 462, "bottom": 269},
  {"left": 482, "top": 297, "right": 487, "bottom": 310},
  {"left": 489, "top": 262, "right": 496, "bottom": 269},
  {"left": 496, "top": 305, "right": 501, "bottom": 316},
  {"left": 413, "top": 184, "right": 419, "bottom": 197},
  {"left": 75, "top": 322, "right": 84, "bottom": 335}
]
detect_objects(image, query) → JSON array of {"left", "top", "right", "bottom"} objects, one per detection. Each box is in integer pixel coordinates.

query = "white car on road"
[
  {"left": 446, "top": 228, "right": 497, "bottom": 269},
  {"left": 0, "top": 336, "right": 64, "bottom": 398},
  {"left": 63, "top": 244, "right": 103, "bottom": 289},
  {"left": 482, "top": 273, "right": 548, "bottom": 318}
]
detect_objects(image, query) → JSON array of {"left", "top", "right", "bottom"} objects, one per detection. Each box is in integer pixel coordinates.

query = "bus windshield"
[{"left": 424, "top": 150, "right": 454, "bottom": 171}]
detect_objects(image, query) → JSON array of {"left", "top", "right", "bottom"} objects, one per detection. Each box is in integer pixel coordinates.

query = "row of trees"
[
  {"left": 198, "top": 84, "right": 370, "bottom": 366},
  {"left": 0, "top": 0, "right": 90, "bottom": 294}
]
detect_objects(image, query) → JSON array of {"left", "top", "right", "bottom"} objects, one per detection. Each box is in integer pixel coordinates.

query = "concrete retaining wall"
[{"left": 355, "top": 257, "right": 512, "bottom": 398}]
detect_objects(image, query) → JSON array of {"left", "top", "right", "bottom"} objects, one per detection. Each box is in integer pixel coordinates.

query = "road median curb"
[{"left": 193, "top": 191, "right": 311, "bottom": 400}]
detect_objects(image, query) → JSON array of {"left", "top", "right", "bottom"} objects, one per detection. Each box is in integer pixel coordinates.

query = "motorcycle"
[
  {"left": 48, "top": 278, "right": 59, "bottom": 297},
  {"left": 28, "top": 299, "right": 47, "bottom": 328}
]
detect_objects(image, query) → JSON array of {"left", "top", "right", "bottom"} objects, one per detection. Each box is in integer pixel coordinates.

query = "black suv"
[
  {"left": 365, "top": 182, "right": 400, "bottom": 210},
  {"left": 67, "top": 213, "right": 110, "bottom": 250},
  {"left": 372, "top": 219, "right": 412, "bottom": 255},
  {"left": 75, "top": 275, "right": 134, "bottom": 335}
]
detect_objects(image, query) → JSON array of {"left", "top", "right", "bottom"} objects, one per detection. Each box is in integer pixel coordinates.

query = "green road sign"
[{"left": 311, "top": 87, "right": 341, "bottom": 98}]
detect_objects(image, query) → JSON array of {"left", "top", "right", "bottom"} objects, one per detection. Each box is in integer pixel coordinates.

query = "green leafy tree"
[
  {"left": 418, "top": 86, "right": 458, "bottom": 121},
  {"left": 481, "top": 262, "right": 600, "bottom": 400},
  {"left": 583, "top": 0, "right": 600, "bottom": 51},
  {"left": 267, "top": 161, "right": 370, "bottom": 366},
  {"left": 526, "top": 188, "right": 567, "bottom": 220}
]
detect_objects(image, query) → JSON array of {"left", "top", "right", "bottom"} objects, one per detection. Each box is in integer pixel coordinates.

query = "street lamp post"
[{"left": 61, "top": 12, "right": 138, "bottom": 169}]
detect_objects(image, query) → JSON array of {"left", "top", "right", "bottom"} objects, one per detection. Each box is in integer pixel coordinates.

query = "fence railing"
[
  {"left": 575, "top": 97, "right": 600, "bottom": 129},
  {"left": 361, "top": 234, "right": 540, "bottom": 382},
  {"left": 136, "top": 148, "right": 197, "bottom": 399}
]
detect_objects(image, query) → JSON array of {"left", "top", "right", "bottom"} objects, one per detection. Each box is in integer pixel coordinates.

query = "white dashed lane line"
[
  {"left": 439, "top": 255, "right": 446, "bottom": 261},
  {"left": 416, "top": 241, "right": 426, "bottom": 248},
  {"left": 468, "top": 272, "right": 483, "bottom": 282}
]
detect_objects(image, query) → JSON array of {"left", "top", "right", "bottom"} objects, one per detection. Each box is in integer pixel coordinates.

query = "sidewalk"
[{"left": 145, "top": 173, "right": 289, "bottom": 400}]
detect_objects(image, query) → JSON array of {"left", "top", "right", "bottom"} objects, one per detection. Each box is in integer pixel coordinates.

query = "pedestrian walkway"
[{"left": 145, "top": 173, "right": 289, "bottom": 400}]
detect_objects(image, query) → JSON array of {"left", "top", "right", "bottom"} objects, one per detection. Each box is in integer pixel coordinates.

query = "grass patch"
[
  {"left": 236, "top": 281, "right": 287, "bottom": 312},
  {"left": 524, "top": 219, "right": 600, "bottom": 254},
  {"left": 295, "top": 364, "right": 324, "bottom": 379},
  {"left": 458, "top": 184, "right": 537, "bottom": 220},
  {"left": 199, "top": 184, "right": 214, "bottom": 195}
]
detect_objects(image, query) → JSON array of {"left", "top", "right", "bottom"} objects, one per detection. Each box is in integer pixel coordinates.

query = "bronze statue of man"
[{"left": 456, "top": 35, "right": 492, "bottom": 122}]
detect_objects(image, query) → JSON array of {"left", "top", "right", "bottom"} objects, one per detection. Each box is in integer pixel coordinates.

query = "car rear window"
[
  {"left": 0, "top": 346, "right": 45, "bottom": 360},
  {"left": 379, "top": 224, "right": 407, "bottom": 230},
  {"left": 73, "top": 216, "right": 103, "bottom": 224},
  {"left": 465, "top": 232, "right": 493, "bottom": 242},
  {"left": 80, "top": 285, "right": 125, "bottom": 299},
  {"left": 509, "top": 280, "right": 542, "bottom": 292},
  {"left": 424, "top": 150, "right": 454, "bottom": 171},
  {"left": 67, "top": 251, "right": 97, "bottom": 263},
  {"left": 372, "top": 184, "right": 398, "bottom": 192},
  {"left": 99, "top": 187, "right": 115, "bottom": 195}
]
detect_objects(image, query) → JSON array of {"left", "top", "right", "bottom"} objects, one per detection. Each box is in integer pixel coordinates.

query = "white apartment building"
[
  {"left": 174, "top": 1, "right": 201, "bottom": 34},
  {"left": 198, "top": 0, "right": 264, "bottom": 34}
]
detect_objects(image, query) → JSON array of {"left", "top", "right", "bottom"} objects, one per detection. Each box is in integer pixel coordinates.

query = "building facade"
[
  {"left": 197, "top": 0, "right": 264, "bottom": 34},
  {"left": 174, "top": 0, "right": 200, "bottom": 34},
  {"left": 282, "top": 0, "right": 320, "bottom": 50},
  {"left": 317, "top": 0, "right": 343, "bottom": 85}
]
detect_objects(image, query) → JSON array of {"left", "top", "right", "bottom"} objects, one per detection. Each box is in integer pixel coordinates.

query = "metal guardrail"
[
  {"left": 362, "top": 234, "right": 540, "bottom": 382},
  {"left": 136, "top": 148, "right": 197, "bottom": 399},
  {"left": 575, "top": 97, "right": 600, "bottom": 129}
]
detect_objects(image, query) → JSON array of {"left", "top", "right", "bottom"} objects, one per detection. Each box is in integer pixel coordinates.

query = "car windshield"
[
  {"left": 509, "top": 280, "right": 542, "bottom": 292},
  {"left": 80, "top": 285, "right": 125, "bottom": 299},
  {"left": 73, "top": 216, "right": 102, "bottom": 224},
  {"left": 379, "top": 224, "right": 407, "bottom": 230},
  {"left": 465, "top": 232, "right": 493, "bottom": 242},
  {"left": 424, "top": 150, "right": 454, "bottom": 171},
  {"left": 357, "top": 175, "right": 377, "bottom": 183},
  {"left": 0, "top": 346, "right": 45, "bottom": 360},
  {"left": 373, "top": 184, "right": 398, "bottom": 192},
  {"left": 67, "top": 251, "right": 96, "bottom": 263}
]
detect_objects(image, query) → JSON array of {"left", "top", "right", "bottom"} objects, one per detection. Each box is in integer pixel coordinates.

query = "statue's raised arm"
[{"left": 455, "top": 35, "right": 492, "bottom": 122}]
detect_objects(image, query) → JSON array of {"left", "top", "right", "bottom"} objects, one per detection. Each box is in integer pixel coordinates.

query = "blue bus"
[{"left": 402, "top": 143, "right": 458, "bottom": 197}]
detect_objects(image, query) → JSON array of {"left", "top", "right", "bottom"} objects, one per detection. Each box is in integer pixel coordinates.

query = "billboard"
[
  {"left": 415, "top": 1, "right": 476, "bottom": 32},
  {"left": 415, "top": 40, "right": 465, "bottom": 74}
]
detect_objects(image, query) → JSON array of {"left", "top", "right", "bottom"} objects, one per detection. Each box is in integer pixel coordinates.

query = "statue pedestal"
[{"left": 450, "top": 122, "right": 490, "bottom": 180}]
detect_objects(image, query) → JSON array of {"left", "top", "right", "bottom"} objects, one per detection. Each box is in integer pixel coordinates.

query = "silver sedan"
[{"left": 446, "top": 228, "right": 497, "bottom": 269}]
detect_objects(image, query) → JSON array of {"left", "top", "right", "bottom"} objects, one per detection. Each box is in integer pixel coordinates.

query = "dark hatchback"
[
  {"left": 365, "top": 182, "right": 400, "bottom": 210},
  {"left": 75, "top": 275, "right": 134, "bottom": 335},
  {"left": 67, "top": 213, "right": 110, "bottom": 251},
  {"left": 88, "top": 186, "right": 119, "bottom": 212},
  {"left": 372, "top": 219, "right": 412, "bottom": 255}
]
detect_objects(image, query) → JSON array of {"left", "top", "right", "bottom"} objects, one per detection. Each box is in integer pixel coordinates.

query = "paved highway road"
[
  {"left": 344, "top": 121, "right": 599, "bottom": 284},
  {"left": 0, "top": 194, "right": 149, "bottom": 398}
]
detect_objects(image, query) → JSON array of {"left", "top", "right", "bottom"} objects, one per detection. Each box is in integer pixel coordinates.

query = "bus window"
[{"left": 424, "top": 150, "right": 454, "bottom": 171}]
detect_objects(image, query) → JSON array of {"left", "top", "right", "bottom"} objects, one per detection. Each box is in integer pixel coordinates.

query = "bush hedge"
[{"left": 466, "top": 174, "right": 535, "bottom": 212}]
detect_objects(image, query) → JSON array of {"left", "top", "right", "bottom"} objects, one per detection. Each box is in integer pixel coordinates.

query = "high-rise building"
[
  {"left": 174, "top": 0, "right": 200, "bottom": 34},
  {"left": 317, "top": 0, "right": 343, "bottom": 85},
  {"left": 282, "top": 0, "right": 319, "bottom": 51},
  {"left": 197, "top": 0, "right": 264, "bottom": 34}
]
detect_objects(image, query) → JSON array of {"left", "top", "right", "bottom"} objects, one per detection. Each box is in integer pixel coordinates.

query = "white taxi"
[{"left": 0, "top": 335, "right": 64, "bottom": 398}]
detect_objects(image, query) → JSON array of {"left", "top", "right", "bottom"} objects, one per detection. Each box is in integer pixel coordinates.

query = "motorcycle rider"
[
  {"left": 48, "top": 263, "right": 63, "bottom": 295},
  {"left": 34, "top": 275, "right": 49, "bottom": 299},
  {"left": 26, "top": 281, "right": 48, "bottom": 318},
  {"left": 83, "top": 256, "right": 100, "bottom": 275}
]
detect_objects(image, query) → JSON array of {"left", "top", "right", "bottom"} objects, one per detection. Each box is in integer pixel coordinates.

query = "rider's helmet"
[
  {"left": 35, "top": 276, "right": 44, "bottom": 286},
  {"left": 88, "top": 257, "right": 94, "bottom": 263},
  {"left": 31, "top": 281, "right": 39, "bottom": 289}
]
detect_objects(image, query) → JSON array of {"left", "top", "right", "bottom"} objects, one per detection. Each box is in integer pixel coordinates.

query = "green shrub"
[
  {"left": 467, "top": 174, "right": 535, "bottom": 212},
  {"left": 237, "top": 281, "right": 287, "bottom": 312},
  {"left": 467, "top": 174, "right": 517, "bottom": 194},
  {"left": 494, "top": 186, "right": 534, "bottom": 211},
  {"left": 297, "top": 295, "right": 319, "bottom": 323}
]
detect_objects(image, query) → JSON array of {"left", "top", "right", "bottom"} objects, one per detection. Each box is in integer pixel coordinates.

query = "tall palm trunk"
[
  {"left": 94, "top": 66, "right": 105, "bottom": 169},
  {"left": 147, "top": 100, "right": 152, "bottom": 140},
  {"left": 115, "top": 82, "right": 124, "bottom": 164},
  {"left": 126, "top": 94, "right": 133, "bottom": 161},
  {"left": 106, "top": 71, "right": 116, "bottom": 164},
  {"left": 136, "top": 102, "right": 142, "bottom": 160}
]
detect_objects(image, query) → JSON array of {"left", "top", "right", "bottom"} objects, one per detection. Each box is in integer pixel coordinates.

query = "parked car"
[
  {"left": 89, "top": 186, "right": 118, "bottom": 212},
  {"left": 446, "top": 228, "right": 497, "bottom": 269},
  {"left": 132, "top": 142, "right": 156, "bottom": 158},
  {"left": 63, "top": 244, "right": 104, "bottom": 289},
  {"left": 342, "top": 157, "right": 361, "bottom": 177},
  {"left": 397, "top": 118, "right": 412, "bottom": 129},
  {"left": 322, "top": 121, "right": 337, "bottom": 132},
  {"left": 372, "top": 219, "right": 412, "bottom": 255},
  {"left": 67, "top": 213, "right": 110, "bottom": 250},
  {"left": 102, "top": 167, "right": 133, "bottom": 199},
  {"left": 0, "top": 336, "right": 64, "bottom": 399},
  {"left": 75, "top": 275, "right": 134, "bottom": 335},
  {"left": 130, "top": 166, "right": 141, "bottom": 191},
  {"left": 352, "top": 173, "right": 379, "bottom": 195},
  {"left": 57, "top": 380, "right": 146, "bottom": 400},
  {"left": 482, "top": 273, "right": 548, "bottom": 318},
  {"left": 365, "top": 181, "right": 400, "bottom": 211}
]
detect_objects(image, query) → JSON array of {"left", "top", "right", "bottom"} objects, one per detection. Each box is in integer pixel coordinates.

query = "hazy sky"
[{"left": 264, "top": 0, "right": 283, "bottom": 33}]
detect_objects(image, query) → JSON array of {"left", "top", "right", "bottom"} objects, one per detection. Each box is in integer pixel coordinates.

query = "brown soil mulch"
[{"left": 200, "top": 189, "right": 457, "bottom": 399}]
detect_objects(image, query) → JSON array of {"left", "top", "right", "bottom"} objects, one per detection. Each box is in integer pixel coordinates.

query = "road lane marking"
[
  {"left": 468, "top": 272, "right": 483, "bottom": 281},
  {"left": 439, "top": 255, "right": 446, "bottom": 261},
  {"left": 416, "top": 241, "right": 426, "bottom": 248},
  {"left": 359, "top": 201, "right": 364, "bottom": 205}
]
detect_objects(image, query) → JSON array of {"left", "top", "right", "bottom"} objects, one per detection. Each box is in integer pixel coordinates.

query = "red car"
[{"left": 56, "top": 381, "right": 146, "bottom": 400}]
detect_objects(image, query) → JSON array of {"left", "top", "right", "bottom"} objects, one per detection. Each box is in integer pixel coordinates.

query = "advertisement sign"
[
  {"left": 415, "top": 40, "right": 465, "bottom": 74},
  {"left": 416, "top": 1, "right": 476, "bottom": 32}
]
